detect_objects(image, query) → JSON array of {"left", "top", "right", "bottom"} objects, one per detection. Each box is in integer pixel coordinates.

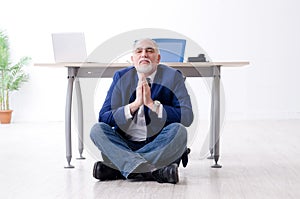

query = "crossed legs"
[{"left": 90, "top": 122, "right": 187, "bottom": 178}]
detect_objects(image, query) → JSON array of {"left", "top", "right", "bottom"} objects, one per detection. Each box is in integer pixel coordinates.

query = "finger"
[
  {"left": 138, "top": 79, "right": 146, "bottom": 87},
  {"left": 139, "top": 76, "right": 146, "bottom": 82},
  {"left": 139, "top": 74, "right": 146, "bottom": 80},
  {"left": 142, "top": 81, "right": 148, "bottom": 87},
  {"left": 143, "top": 83, "right": 151, "bottom": 96}
]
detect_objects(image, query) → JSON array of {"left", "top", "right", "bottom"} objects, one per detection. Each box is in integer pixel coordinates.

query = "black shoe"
[
  {"left": 151, "top": 163, "right": 179, "bottom": 184},
  {"left": 173, "top": 148, "right": 191, "bottom": 168},
  {"left": 93, "top": 161, "right": 125, "bottom": 181}
]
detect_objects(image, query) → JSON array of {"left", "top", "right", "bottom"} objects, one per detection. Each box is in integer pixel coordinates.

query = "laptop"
[{"left": 52, "top": 32, "right": 87, "bottom": 63}]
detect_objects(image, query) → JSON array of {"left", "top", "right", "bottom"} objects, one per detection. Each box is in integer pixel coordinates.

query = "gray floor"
[{"left": 1, "top": 120, "right": 300, "bottom": 199}]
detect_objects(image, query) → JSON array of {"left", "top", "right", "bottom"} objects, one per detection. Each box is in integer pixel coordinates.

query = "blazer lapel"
[{"left": 129, "top": 72, "right": 139, "bottom": 103}]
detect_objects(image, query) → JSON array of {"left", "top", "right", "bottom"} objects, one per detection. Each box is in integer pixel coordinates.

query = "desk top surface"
[{"left": 35, "top": 61, "right": 249, "bottom": 68}]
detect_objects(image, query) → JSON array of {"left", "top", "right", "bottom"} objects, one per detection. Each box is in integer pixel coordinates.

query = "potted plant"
[{"left": 0, "top": 30, "right": 31, "bottom": 124}]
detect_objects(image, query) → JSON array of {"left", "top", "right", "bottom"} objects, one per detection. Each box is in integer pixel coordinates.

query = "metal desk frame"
[{"left": 36, "top": 61, "right": 249, "bottom": 168}]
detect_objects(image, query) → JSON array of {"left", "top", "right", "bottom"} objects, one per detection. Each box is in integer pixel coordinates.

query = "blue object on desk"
[{"left": 152, "top": 38, "right": 186, "bottom": 62}]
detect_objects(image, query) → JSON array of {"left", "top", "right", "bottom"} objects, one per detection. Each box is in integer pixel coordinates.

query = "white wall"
[{"left": 1, "top": 0, "right": 300, "bottom": 122}]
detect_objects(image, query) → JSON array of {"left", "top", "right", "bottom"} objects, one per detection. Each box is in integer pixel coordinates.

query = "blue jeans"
[{"left": 90, "top": 122, "right": 187, "bottom": 178}]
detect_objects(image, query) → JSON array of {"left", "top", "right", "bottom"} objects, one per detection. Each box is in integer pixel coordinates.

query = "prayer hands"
[{"left": 129, "top": 76, "right": 154, "bottom": 114}]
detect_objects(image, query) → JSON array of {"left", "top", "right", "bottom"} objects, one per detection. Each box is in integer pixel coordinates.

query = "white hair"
[{"left": 133, "top": 38, "right": 160, "bottom": 53}]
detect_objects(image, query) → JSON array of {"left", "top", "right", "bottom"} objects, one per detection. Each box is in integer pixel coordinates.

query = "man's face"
[{"left": 131, "top": 39, "right": 161, "bottom": 74}]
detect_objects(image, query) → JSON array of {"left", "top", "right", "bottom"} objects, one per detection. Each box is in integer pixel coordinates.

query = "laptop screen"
[{"left": 52, "top": 32, "right": 87, "bottom": 63}]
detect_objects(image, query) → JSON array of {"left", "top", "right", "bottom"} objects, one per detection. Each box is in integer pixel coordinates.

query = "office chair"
[
  {"left": 152, "top": 38, "right": 186, "bottom": 62},
  {"left": 153, "top": 38, "right": 190, "bottom": 167}
]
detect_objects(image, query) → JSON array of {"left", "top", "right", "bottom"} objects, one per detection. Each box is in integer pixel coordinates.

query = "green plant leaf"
[{"left": 0, "top": 29, "right": 31, "bottom": 110}]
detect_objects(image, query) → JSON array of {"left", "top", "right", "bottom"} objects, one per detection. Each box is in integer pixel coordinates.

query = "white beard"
[
  {"left": 136, "top": 63, "right": 154, "bottom": 74},
  {"left": 136, "top": 58, "right": 154, "bottom": 74}
]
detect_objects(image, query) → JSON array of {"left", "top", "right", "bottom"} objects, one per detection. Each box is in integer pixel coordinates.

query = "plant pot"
[{"left": 0, "top": 110, "right": 13, "bottom": 124}]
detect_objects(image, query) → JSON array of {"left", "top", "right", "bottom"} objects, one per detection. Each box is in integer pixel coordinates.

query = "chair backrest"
[{"left": 152, "top": 38, "right": 186, "bottom": 62}]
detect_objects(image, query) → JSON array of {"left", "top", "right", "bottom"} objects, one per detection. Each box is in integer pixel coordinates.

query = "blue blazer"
[{"left": 98, "top": 64, "right": 194, "bottom": 139}]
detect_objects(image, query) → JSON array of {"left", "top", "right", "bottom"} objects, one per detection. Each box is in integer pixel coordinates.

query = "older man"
[{"left": 90, "top": 38, "right": 193, "bottom": 184}]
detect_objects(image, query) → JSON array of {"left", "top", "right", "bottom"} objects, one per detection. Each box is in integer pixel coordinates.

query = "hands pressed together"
[{"left": 129, "top": 76, "right": 154, "bottom": 115}]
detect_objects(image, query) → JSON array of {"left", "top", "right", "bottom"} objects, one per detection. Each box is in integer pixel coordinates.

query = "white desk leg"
[
  {"left": 75, "top": 78, "right": 85, "bottom": 160},
  {"left": 211, "top": 66, "right": 222, "bottom": 168},
  {"left": 64, "top": 67, "right": 77, "bottom": 168}
]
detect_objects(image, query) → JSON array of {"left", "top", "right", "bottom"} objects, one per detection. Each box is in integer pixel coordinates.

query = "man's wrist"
[
  {"left": 129, "top": 102, "right": 140, "bottom": 115},
  {"left": 124, "top": 104, "right": 133, "bottom": 119},
  {"left": 145, "top": 100, "right": 154, "bottom": 112},
  {"left": 152, "top": 100, "right": 161, "bottom": 113}
]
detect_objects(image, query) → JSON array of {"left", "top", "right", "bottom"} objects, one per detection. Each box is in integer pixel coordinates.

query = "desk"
[{"left": 35, "top": 62, "right": 249, "bottom": 168}]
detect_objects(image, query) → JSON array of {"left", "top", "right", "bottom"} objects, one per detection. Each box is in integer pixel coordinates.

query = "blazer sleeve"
[
  {"left": 164, "top": 71, "right": 194, "bottom": 127},
  {"left": 98, "top": 72, "right": 128, "bottom": 127},
  {"left": 149, "top": 70, "right": 194, "bottom": 128}
]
